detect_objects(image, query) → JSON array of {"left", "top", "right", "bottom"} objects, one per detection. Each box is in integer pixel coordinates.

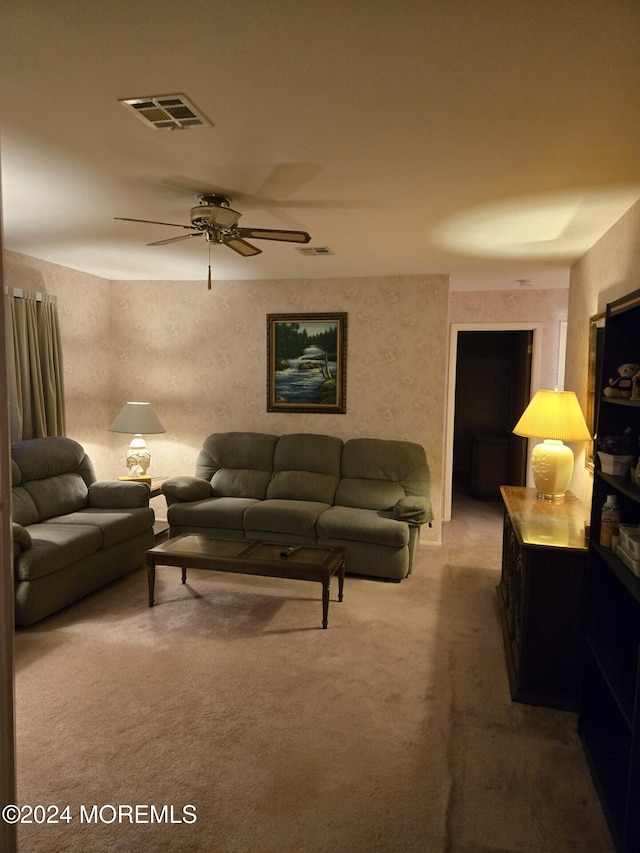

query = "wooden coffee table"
[{"left": 146, "top": 534, "right": 345, "bottom": 629}]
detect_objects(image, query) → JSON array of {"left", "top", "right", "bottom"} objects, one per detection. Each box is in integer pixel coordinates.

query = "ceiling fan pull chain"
[{"left": 208, "top": 241, "right": 212, "bottom": 290}]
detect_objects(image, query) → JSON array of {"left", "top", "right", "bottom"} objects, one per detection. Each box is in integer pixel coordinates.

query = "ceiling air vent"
[
  {"left": 119, "top": 94, "right": 213, "bottom": 130},
  {"left": 297, "top": 246, "right": 334, "bottom": 256}
]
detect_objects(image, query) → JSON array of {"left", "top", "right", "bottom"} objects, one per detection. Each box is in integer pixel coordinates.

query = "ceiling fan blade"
[
  {"left": 224, "top": 236, "right": 262, "bottom": 257},
  {"left": 148, "top": 232, "right": 203, "bottom": 246},
  {"left": 115, "top": 216, "right": 194, "bottom": 230},
  {"left": 237, "top": 227, "right": 311, "bottom": 244}
]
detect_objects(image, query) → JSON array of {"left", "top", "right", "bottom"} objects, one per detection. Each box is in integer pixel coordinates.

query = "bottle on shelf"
[{"left": 599, "top": 494, "right": 620, "bottom": 548}]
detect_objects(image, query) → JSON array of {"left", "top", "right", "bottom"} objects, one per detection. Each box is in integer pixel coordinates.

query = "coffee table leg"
[
  {"left": 338, "top": 560, "right": 345, "bottom": 602},
  {"left": 182, "top": 566, "right": 187, "bottom": 584},
  {"left": 322, "top": 579, "right": 330, "bottom": 629},
  {"left": 147, "top": 557, "right": 156, "bottom": 607}
]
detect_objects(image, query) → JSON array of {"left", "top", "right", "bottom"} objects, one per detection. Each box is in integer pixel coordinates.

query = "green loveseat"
[
  {"left": 11, "top": 436, "right": 155, "bottom": 627},
  {"left": 162, "top": 432, "right": 432, "bottom": 580}
]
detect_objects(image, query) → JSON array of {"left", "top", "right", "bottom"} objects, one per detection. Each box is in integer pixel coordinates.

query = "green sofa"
[
  {"left": 162, "top": 432, "right": 432, "bottom": 580},
  {"left": 11, "top": 436, "right": 155, "bottom": 627}
]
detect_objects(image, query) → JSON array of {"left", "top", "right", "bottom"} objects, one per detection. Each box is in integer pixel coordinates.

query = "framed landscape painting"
[{"left": 267, "top": 313, "right": 347, "bottom": 413}]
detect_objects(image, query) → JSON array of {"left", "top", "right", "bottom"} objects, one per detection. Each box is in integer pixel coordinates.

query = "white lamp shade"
[{"left": 109, "top": 402, "right": 165, "bottom": 435}]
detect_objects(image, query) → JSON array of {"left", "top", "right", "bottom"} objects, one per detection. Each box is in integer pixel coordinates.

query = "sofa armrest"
[
  {"left": 12, "top": 521, "right": 32, "bottom": 555},
  {"left": 161, "top": 476, "right": 213, "bottom": 506},
  {"left": 393, "top": 496, "right": 432, "bottom": 526},
  {"left": 88, "top": 480, "right": 151, "bottom": 509}
]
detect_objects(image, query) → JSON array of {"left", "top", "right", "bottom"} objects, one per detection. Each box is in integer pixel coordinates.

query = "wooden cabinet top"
[{"left": 500, "top": 485, "right": 589, "bottom": 552}]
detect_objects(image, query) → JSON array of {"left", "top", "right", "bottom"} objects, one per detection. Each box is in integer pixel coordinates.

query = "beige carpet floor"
[{"left": 14, "top": 494, "right": 614, "bottom": 853}]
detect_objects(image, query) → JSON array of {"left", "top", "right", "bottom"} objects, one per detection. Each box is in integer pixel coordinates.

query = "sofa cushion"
[
  {"left": 168, "top": 497, "right": 259, "bottom": 531},
  {"left": 196, "top": 432, "right": 279, "bottom": 499},
  {"left": 244, "top": 499, "right": 331, "bottom": 539},
  {"left": 11, "top": 436, "right": 96, "bottom": 486},
  {"left": 11, "top": 460, "right": 22, "bottom": 486},
  {"left": 16, "top": 523, "right": 103, "bottom": 581},
  {"left": 335, "top": 478, "right": 406, "bottom": 511},
  {"left": 12, "top": 485, "right": 40, "bottom": 526},
  {"left": 48, "top": 507, "right": 155, "bottom": 548},
  {"left": 23, "top": 473, "right": 89, "bottom": 521},
  {"left": 316, "top": 505, "right": 410, "bottom": 548},
  {"left": 266, "top": 433, "right": 342, "bottom": 504},
  {"left": 211, "top": 468, "right": 273, "bottom": 500},
  {"left": 267, "top": 471, "right": 340, "bottom": 504},
  {"left": 315, "top": 537, "right": 410, "bottom": 580},
  {"left": 10, "top": 436, "right": 98, "bottom": 524},
  {"left": 335, "top": 438, "right": 431, "bottom": 516}
]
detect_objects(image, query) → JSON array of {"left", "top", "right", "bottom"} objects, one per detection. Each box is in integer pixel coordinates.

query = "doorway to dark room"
[{"left": 452, "top": 330, "right": 532, "bottom": 500}]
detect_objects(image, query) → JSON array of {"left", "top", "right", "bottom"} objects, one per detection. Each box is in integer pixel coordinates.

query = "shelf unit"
[{"left": 578, "top": 288, "right": 640, "bottom": 853}]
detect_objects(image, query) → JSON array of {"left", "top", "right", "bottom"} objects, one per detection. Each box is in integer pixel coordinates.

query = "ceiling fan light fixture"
[{"left": 190, "top": 204, "right": 241, "bottom": 230}]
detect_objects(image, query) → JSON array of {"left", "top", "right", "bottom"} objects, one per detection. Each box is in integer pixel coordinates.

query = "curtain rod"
[{"left": 4, "top": 286, "right": 56, "bottom": 303}]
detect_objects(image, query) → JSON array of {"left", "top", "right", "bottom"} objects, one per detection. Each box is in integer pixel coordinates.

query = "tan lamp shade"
[
  {"left": 109, "top": 402, "right": 165, "bottom": 478},
  {"left": 513, "top": 388, "right": 591, "bottom": 500},
  {"left": 109, "top": 402, "right": 166, "bottom": 435}
]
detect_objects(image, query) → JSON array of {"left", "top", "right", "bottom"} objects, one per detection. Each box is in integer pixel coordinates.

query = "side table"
[
  {"left": 149, "top": 477, "right": 169, "bottom": 538},
  {"left": 149, "top": 477, "right": 166, "bottom": 498},
  {"left": 496, "top": 485, "right": 589, "bottom": 711}
]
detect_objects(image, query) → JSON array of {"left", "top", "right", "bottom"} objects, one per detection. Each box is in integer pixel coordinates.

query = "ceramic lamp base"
[
  {"left": 125, "top": 434, "right": 151, "bottom": 477},
  {"left": 531, "top": 439, "right": 574, "bottom": 501}
]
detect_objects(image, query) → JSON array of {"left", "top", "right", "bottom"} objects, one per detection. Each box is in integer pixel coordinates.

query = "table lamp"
[
  {"left": 513, "top": 387, "right": 591, "bottom": 501},
  {"left": 109, "top": 401, "right": 165, "bottom": 482}
]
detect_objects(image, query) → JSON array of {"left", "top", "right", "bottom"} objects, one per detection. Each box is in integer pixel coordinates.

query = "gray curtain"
[{"left": 5, "top": 291, "right": 66, "bottom": 440}]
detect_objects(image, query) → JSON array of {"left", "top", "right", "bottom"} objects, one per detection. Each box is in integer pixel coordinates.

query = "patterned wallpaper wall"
[
  {"left": 566, "top": 198, "right": 640, "bottom": 507},
  {"left": 449, "top": 288, "right": 569, "bottom": 391},
  {"left": 5, "top": 247, "right": 578, "bottom": 539},
  {"left": 4, "top": 253, "right": 449, "bottom": 542}
]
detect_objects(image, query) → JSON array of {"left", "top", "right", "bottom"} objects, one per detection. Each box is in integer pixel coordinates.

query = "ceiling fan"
[
  {"left": 115, "top": 193, "right": 311, "bottom": 257},
  {"left": 116, "top": 193, "right": 312, "bottom": 288}
]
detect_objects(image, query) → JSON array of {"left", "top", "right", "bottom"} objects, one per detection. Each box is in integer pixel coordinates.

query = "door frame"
[
  {"left": 443, "top": 322, "right": 542, "bottom": 521},
  {"left": 0, "top": 165, "right": 17, "bottom": 853}
]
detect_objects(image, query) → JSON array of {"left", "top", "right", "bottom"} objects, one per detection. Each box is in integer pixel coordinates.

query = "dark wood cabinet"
[
  {"left": 578, "top": 288, "right": 640, "bottom": 853},
  {"left": 497, "top": 485, "right": 588, "bottom": 711}
]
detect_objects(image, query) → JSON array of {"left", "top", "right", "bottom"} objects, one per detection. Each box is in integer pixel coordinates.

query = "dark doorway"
[{"left": 453, "top": 330, "right": 532, "bottom": 499}]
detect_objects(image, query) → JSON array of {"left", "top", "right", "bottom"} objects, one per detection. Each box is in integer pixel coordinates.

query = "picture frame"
[{"left": 267, "top": 313, "right": 347, "bottom": 413}]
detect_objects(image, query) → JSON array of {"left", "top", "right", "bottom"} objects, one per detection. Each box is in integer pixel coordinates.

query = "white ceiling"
[{"left": 1, "top": 0, "right": 639, "bottom": 290}]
